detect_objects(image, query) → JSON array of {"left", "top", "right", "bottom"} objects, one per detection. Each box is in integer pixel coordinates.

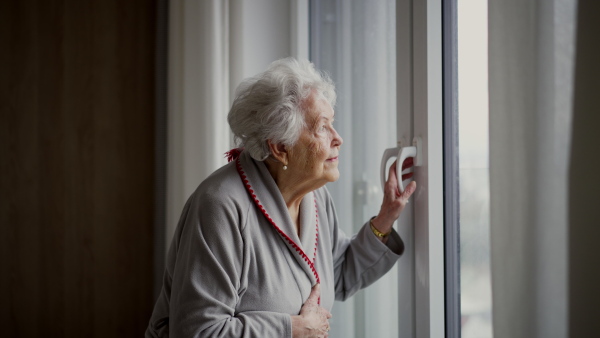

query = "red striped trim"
[
  {"left": 235, "top": 156, "right": 320, "bottom": 284},
  {"left": 314, "top": 199, "right": 319, "bottom": 264}
]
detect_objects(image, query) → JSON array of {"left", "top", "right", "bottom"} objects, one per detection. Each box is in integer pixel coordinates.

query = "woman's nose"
[{"left": 332, "top": 128, "right": 343, "bottom": 147}]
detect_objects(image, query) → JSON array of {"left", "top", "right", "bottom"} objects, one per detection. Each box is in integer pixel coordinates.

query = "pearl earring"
[{"left": 283, "top": 165, "right": 288, "bottom": 170}]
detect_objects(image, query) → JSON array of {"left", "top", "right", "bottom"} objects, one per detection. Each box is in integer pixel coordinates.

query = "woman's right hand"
[{"left": 291, "top": 284, "right": 332, "bottom": 337}]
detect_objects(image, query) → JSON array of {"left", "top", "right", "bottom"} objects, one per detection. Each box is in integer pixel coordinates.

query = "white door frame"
[{"left": 396, "top": 0, "right": 445, "bottom": 337}]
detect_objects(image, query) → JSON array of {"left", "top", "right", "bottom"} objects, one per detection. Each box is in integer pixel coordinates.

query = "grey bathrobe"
[{"left": 146, "top": 151, "right": 404, "bottom": 337}]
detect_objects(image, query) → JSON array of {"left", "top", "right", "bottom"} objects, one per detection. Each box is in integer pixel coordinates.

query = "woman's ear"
[{"left": 267, "top": 140, "right": 288, "bottom": 165}]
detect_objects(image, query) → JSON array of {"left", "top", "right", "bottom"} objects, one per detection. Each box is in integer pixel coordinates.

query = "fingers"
[
  {"left": 310, "top": 283, "right": 321, "bottom": 299},
  {"left": 390, "top": 157, "right": 415, "bottom": 184},
  {"left": 400, "top": 157, "right": 414, "bottom": 182},
  {"left": 305, "top": 284, "right": 320, "bottom": 306},
  {"left": 388, "top": 161, "right": 416, "bottom": 199},
  {"left": 401, "top": 157, "right": 414, "bottom": 170},
  {"left": 316, "top": 301, "right": 331, "bottom": 318},
  {"left": 316, "top": 302, "right": 331, "bottom": 321},
  {"left": 387, "top": 161, "right": 399, "bottom": 187},
  {"left": 321, "top": 323, "right": 331, "bottom": 335},
  {"left": 297, "top": 284, "right": 332, "bottom": 337},
  {"left": 401, "top": 172, "right": 414, "bottom": 181},
  {"left": 401, "top": 181, "right": 417, "bottom": 200}
]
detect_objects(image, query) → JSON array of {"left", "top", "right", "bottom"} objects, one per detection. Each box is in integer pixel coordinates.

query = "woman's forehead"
[{"left": 304, "top": 94, "right": 334, "bottom": 121}]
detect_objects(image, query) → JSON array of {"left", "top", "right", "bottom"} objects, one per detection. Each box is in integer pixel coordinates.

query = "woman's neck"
[
  {"left": 265, "top": 159, "right": 310, "bottom": 206},
  {"left": 265, "top": 159, "right": 310, "bottom": 234}
]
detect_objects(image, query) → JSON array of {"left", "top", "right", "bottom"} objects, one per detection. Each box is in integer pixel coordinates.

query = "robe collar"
[{"left": 229, "top": 149, "right": 320, "bottom": 285}]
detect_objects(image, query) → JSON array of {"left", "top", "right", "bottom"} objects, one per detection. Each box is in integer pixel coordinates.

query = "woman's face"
[{"left": 286, "top": 93, "right": 343, "bottom": 189}]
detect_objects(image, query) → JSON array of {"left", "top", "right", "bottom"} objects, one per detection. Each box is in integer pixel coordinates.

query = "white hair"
[{"left": 227, "top": 57, "right": 336, "bottom": 161}]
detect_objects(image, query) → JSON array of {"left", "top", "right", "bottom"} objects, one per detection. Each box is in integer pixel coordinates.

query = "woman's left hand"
[{"left": 371, "top": 157, "right": 417, "bottom": 240}]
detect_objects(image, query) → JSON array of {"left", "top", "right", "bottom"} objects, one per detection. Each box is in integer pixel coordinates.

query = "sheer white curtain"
[
  {"left": 488, "top": 0, "right": 576, "bottom": 337},
  {"left": 166, "top": 0, "right": 231, "bottom": 245},
  {"left": 165, "top": 0, "right": 303, "bottom": 245},
  {"left": 310, "top": 1, "right": 398, "bottom": 337}
]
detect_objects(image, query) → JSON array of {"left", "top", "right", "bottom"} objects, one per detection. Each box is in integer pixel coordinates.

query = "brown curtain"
[{"left": 569, "top": 0, "right": 600, "bottom": 335}]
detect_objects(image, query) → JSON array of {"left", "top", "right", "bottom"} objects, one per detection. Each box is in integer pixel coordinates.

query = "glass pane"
[
  {"left": 310, "top": 0, "right": 397, "bottom": 337},
  {"left": 457, "top": 0, "right": 493, "bottom": 337}
]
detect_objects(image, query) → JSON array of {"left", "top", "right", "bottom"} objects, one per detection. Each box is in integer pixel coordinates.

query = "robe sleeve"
[
  {"left": 324, "top": 190, "right": 405, "bottom": 301},
  {"left": 167, "top": 192, "right": 292, "bottom": 338}
]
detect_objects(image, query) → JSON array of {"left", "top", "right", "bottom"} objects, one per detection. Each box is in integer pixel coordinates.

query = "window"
[
  {"left": 455, "top": 0, "right": 492, "bottom": 337},
  {"left": 311, "top": 0, "right": 492, "bottom": 337},
  {"left": 310, "top": 1, "right": 397, "bottom": 337}
]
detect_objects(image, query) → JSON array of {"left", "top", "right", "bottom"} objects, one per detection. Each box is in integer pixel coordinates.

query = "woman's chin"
[{"left": 326, "top": 169, "right": 340, "bottom": 183}]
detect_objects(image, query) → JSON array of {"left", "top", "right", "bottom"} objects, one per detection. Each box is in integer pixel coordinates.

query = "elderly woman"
[{"left": 146, "top": 58, "right": 416, "bottom": 338}]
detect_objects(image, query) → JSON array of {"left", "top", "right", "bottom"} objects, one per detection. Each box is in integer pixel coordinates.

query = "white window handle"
[{"left": 380, "top": 138, "right": 421, "bottom": 193}]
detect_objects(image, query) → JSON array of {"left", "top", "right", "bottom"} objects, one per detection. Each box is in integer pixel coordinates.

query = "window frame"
[
  {"left": 442, "top": 0, "right": 460, "bottom": 337},
  {"left": 396, "top": 0, "right": 446, "bottom": 337}
]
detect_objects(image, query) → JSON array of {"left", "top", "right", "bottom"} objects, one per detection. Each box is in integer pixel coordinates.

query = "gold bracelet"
[{"left": 369, "top": 217, "right": 391, "bottom": 238}]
